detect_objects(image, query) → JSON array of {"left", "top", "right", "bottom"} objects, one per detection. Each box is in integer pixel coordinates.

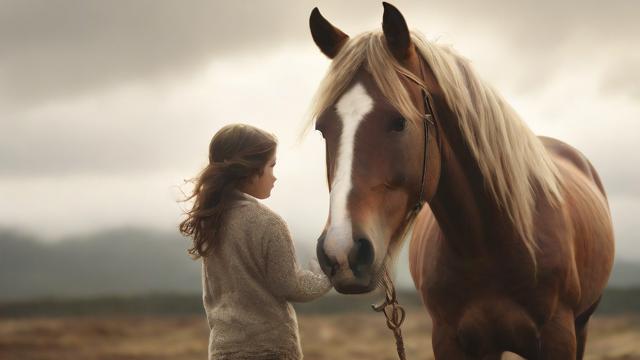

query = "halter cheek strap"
[
  {"left": 391, "top": 57, "right": 442, "bottom": 243},
  {"left": 413, "top": 56, "right": 439, "bottom": 213},
  {"left": 414, "top": 89, "right": 436, "bottom": 212}
]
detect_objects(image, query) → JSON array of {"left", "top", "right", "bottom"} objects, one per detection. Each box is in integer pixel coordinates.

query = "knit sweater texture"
[{"left": 201, "top": 190, "right": 332, "bottom": 359}]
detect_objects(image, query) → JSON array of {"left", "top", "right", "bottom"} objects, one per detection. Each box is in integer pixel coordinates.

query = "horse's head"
[{"left": 309, "top": 3, "right": 443, "bottom": 294}]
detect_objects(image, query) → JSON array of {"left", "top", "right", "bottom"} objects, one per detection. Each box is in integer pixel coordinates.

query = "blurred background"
[{"left": 1, "top": 0, "right": 639, "bottom": 359}]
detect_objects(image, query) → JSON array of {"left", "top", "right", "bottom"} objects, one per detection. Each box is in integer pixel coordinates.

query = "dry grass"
[{"left": 1, "top": 311, "right": 639, "bottom": 359}]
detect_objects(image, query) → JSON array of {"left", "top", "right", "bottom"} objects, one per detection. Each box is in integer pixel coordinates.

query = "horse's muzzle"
[{"left": 317, "top": 232, "right": 376, "bottom": 294}]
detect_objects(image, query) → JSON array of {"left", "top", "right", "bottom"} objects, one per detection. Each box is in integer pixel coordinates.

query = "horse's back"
[{"left": 539, "top": 136, "right": 606, "bottom": 197}]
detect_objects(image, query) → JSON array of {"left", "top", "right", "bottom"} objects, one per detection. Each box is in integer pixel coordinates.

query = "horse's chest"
[
  {"left": 421, "top": 247, "right": 566, "bottom": 330},
  {"left": 421, "top": 256, "right": 544, "bottom": 356},
  {"left": 421, "top": 251, "right": 536, "bottom": 318},
  {"left": 422, "top": 257, "right": 492, "bottom": 315}
]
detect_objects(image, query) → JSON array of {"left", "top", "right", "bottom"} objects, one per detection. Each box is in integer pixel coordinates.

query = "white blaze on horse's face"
[
  {"left": 324, "top": 83, "right": 373, "bottom": 262},
  {"left": 316, "top": 72, "right": 423, "bottom": 294}
]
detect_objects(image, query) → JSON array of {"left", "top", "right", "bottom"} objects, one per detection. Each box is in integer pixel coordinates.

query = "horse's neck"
[{"left": 429, "top": 122, "right": 520, "bottom": 259}]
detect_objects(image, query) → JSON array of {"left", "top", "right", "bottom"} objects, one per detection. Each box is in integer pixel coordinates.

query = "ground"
[{"left": 1, "top": 310, "right": 639, "bottom": 359}]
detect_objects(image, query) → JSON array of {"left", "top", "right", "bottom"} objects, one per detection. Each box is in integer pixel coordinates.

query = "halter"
[
  {"left": 412, "top": 57, "right": 439, "bottom": 213},
  {"left": 372, "top": 56, "right": 441, "bottom": 360},
  {"left": 414, "top": 89, "right": 436, "bottom": 210}
]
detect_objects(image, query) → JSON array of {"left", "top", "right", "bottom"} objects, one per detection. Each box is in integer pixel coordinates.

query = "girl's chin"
[{"left": 257, "top": 191, "right": 272, "bottom": 200}]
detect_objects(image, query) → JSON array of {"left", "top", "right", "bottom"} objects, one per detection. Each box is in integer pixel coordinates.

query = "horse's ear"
[
  {"left": 382, "top": 2, "right": 414, "bottom": 61},
  {"left": 309, "top": 8, "right": 349, "bottom": 59}
]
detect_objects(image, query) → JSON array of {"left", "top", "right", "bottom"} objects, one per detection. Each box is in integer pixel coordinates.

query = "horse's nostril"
[
  {"left": 348, "top": 238, "right": 375, "bottom": 276},
  {"left": 330, "top": 263, "right": 338, "bottom": 277},
  {"left": 316, "top": 232, "right": 337, "bottom": 277}
]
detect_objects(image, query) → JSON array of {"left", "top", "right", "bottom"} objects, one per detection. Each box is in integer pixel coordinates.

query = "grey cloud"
[
  {"left": 0, "top": 0, "right": 311, "bottom": 106},
  {"left": 590, "top": 147, "right": 640, "bottom": 199},
  {"left": 1, "top": 0, "right": 639, "bottom": 178},
  {"left": 0, "top": 104, "right": 212, "bottom": 177},
  {"left": 595, "top": 163, "right": 640, "bottom": 199},
  {"left": 433, "top": 0, "right": 638, "bottom": 45},
  {"left": 565, "top": 130, "right": 640, "bottom": 199},
  {"left": 1, "top": 0, "right": 638, "bottom": 106},
  {"left": 425, "top": 0, "right": 639, "bottom": 95},
  {"left": 0, "top": 0, "right": 407, "bottom": 107},
  {"left": 599, "top": 58, "right": 640, "bottom": 101},
  {"left": 0, "top": 125, "right": 188, "bottom": 177}
]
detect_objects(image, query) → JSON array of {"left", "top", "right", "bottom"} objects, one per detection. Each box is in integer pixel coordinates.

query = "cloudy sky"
[{"left": 1, "top": 0, "right": 638, "bottom": 262}]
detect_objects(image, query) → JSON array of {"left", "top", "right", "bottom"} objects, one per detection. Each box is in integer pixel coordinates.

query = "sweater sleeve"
[{"left": 263, "top": 215, "right": 332, "bottom": 302}]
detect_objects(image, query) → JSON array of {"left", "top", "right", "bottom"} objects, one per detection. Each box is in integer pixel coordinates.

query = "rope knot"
[{"left": 371, "top": 271, "right": 408, "bottom": 360}]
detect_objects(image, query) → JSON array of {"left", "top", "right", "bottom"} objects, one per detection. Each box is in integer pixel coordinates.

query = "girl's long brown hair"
[{"left": 179, "top": 124, "right": 277, "bottom": 259}]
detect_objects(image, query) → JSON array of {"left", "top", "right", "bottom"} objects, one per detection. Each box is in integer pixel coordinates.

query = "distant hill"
[
  {"left": 609, "top": 260, "right": 640, "bottom": 288},
  {"left": 0, "top": 227, "right": 201, "bottom": 301},
  {"left": 0, "top": 227, "right": 638, "bottom": 301}
]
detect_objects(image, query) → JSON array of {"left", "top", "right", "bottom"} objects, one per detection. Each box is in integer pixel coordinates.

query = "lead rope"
[
  {"left": 371, "top": 205, "right": 421, "bottom": 360},
  {"left": 371, "top": 271, "right": 408, "bottom": 360}
]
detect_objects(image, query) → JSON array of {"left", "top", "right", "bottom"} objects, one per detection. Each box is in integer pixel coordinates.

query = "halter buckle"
[{"left": 423, "top": 113, "right": 435, "bottom": 126}]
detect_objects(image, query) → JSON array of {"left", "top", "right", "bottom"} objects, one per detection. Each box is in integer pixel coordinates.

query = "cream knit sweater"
[{"left": 201, "top": 190, "right": 332, "bottom": 359}]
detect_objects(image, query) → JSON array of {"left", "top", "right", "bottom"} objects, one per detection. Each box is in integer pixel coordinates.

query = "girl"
[{"left": 180, "top": 123, "right": 331, "bottom": 360}]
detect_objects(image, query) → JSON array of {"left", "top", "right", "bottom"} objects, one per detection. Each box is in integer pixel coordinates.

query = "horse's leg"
[
  {"left": 575, "top": 297, "right": 601, "bottom": 360},
  {"left": 575, "top": 323, "right": 589, "bottom": 360},
  {"left": 432, "top": 323, "right": 492, "bottom": 360},
  {"left": 482, "top": 354, "right": 502, "bottom": 360},
  {"left": 539, "top": 306, "right": 576, "bottom": 360},
  {"left": 431, "top": 323, "right": 468, "bottom": 360}
]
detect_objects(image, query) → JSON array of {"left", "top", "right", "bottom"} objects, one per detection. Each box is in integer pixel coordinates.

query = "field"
[{"left": 1, "top": 310, "right": 640, "bottom": 360}]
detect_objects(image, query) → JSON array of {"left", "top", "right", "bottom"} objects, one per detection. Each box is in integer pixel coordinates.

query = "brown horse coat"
[
  {"left": 409, "top": 135, "right": 614, "bottom": 358},
  {"left": 308, "top": 3, "right": 615, "bottom": 359}
]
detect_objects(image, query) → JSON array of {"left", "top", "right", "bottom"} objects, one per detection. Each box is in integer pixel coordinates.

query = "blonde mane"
[{"left": 306, "top": 31, "right": 562, "bottom": 265}]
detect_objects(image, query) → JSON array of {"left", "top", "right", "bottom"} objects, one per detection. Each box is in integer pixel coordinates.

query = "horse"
[{"left": 307, "top": 3, "right": 614, "bottom": 359}]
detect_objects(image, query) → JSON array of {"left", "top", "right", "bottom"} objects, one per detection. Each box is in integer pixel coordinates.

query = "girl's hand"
[{"left": 308, "top": 257, "right": 323, "bottom": 275}]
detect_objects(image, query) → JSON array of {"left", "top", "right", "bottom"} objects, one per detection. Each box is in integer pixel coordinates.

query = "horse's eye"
[{"left": 389, "top": 117, "right": 406, "bottom": 132}]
